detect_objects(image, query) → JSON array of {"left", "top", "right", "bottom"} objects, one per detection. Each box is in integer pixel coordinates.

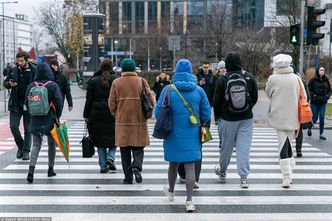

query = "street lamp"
[
  {"left": 159, "top": 47, "right": 162, "bottom": 71},
  {"left": 1, "top": 1, "right": 18, "bottom": 113},
  {"left": 114, "top": 40, "right": 118, "bottom": 67}
]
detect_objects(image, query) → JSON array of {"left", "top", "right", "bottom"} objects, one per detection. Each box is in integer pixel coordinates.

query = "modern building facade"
[
  {"left": 0, "top": 14, "right": 33, "bottom": 70},
  {"left": 98, "top": 0, "right": 332, "bottom": 70}
]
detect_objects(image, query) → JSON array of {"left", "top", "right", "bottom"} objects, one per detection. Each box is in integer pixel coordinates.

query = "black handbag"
[
  {"left": 153, "top": 85, "right": 172, "bottom": 139},
  {"left": 141, "top": 77, "right": 153, "bottom": 119},
  {"left": 80, "top": 123, "right": 95, "bottom": 158}
]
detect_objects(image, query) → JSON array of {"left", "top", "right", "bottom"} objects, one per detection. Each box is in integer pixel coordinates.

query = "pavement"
[{"left": 1, "top": 86, "right": 332, "bottom": 128}]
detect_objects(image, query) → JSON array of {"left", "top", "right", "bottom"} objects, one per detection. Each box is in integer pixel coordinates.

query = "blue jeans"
[
  {"left": 97, "top": 147, "right": 116, "bottom": 170},
  {"left": 311, "top": 103, "right": 327, "bottom": 135}
]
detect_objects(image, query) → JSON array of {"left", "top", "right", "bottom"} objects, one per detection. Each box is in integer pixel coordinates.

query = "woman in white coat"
[{"left": 265, "top": 54, "right": 307, "bottom": 188}]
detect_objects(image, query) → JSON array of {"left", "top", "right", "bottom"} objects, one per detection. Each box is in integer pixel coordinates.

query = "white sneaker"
[
  {"left": 163, "top": 185, "right": 175, "bottom": 201},
  {"left": 282, "top": 177, "right": 291, "bottom": 188},
  {"left": 240, "top": 178, "right": 249, "bottom": 188},
  {"left": 185, "top": 201, "right": 196, "bottom": 212},
  {"left": 214, "top": 167, "right": 226, "bottom": 183},
  {"left": 193, "top": 182, "right": 199, "bottom": 189}
]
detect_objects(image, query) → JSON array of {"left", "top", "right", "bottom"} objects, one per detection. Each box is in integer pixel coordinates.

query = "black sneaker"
[
  {"left": 100, "top": 167, "right": 110, "bottom": 173},
  {"left": 106, "top": 160, "right": 116, "bottom": 171},
  {"left": 296, "top": 152, "right": 303, "bottom": 157},
  {"left": 307, "top": 129, "right": 312, "bottom": 137},
  {"left": 22, "top": 152, "right": 29, "bottom": 161},
  {"left": 123, "top": 179, "right": 133, "bottom": 184},
  {"left": 16, "top": 149, "right": 23, "bottom": 159},
  {"left": 319, "top": 135, "right": 326, "bottom": 140},
  {"left": 47, "top": 167, "right": 56, "bottom": 177},
  {"left": 132, "top": 168, "right": 142, "bottom": 183}
]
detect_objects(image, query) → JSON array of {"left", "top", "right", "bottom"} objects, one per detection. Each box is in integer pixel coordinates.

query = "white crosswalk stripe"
[{"left": 0, "top": 121, "right": 331, "bottom": 221}]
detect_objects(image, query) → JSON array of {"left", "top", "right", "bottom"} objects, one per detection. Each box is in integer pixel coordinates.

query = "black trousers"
[
  {"left": 120, "top": 147, "right": 144, "bottom": 182},
  {"left": 9, "top": 110, "right": 31, "bottom": 153},
  {"left": 177, "top": 160, "right": 202, "bottom": 182}
]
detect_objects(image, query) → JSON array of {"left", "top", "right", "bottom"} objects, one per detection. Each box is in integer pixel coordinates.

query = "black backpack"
[{"left": 224, "top": 71, "right": 250, "bottom": 115}]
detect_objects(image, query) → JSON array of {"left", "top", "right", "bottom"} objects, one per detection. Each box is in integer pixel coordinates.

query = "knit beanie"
[
  {"left": 272, "top": 54, "right": 292, "bottom": 69},
  {"left": 175, "top": 59, "right": 192, "bottom": 74},
  {"left": 50, "top": 59, "right": 59, "bottom": 68},
  {"left": 121, "top": 58, "right": 136, "bottom": 72},
  {"left": 217, "top": 60, "right": 225, "bottom": 69}
]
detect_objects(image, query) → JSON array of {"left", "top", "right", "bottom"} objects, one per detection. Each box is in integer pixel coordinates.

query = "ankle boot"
[
  {"left": 27, "top": 166, "right": 35, "bottom": 183},
  {"left": 47, "top": 167, "right": 56, "bottom": 177}
]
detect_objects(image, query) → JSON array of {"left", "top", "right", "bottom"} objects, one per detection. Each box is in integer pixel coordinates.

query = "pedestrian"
[
  {"left": 197, "top": 61, "right": 213, "bottom": 104},
  {"left": 152, "top": 72, "right": 171, "bottom": 102},
  {"left": 291, "top": 64, "right": 310, "bottom": 157},
  {"left": 25, "top": 63, "right": 63, "bottom": 183},
  {"left": 213, "top": 51, "right": 258, "bottom": 188},
  {"left": 3, "top": 62, "right": 12, "bottom": 78},
  {"left": 108, "top": 58, "right": 155, "bottom": 184},
  {"left": 265, "top": 54, "right": 303, "bottom": 188},
  {"left": 307, "top": 66, "right": 332, "bottom": 140},
  {"left": 155, "top": 59, "right": 210, "bottom": 212},
  {"left": 49, "top": 59, "right": 73, "bottom": 112},
  {"left": 83, "top": 58, "right": 117, "bottom": 173},
  {"left": 3, "top": 51, "right": 36, "bottom": 160}
]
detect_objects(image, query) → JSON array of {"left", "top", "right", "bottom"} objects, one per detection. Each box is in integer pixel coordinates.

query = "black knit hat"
[
  {"left": 50, "top": 59, "right": 59, "bottom": 68},
  {"left": 225, "top": 52, "right": 242, "bottom": 71},
  {"left": 121, "top": 58, "right": 136, "bottom": 72}
]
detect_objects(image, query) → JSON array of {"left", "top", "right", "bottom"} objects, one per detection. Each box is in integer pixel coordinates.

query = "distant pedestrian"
[
  {"left": 3, "top": 62, "right": 12, "bottom": 78},
  {"left": 291, "top": 64, "right": 310, "bottom": 157},
  {"left": 213, "top": 51, "right": 258, "bottom": 188},
  {"left": 197, "top": 61, "right": 213, "bottom": 104},
  {"left": 265, "top": 54, "right": 303, "bottom": 188},
  {"left": 84, "top": 58, "right": 118, "bottom": 173},
  {"left": 49, "top": 59, "right": 73, "bottom": 112},
  {"left": 25, "top": 63, "right": 63, "bottom": 183},
  {"left": 108, "top": 58, "right": 155, "bottom": 184},
  {"left": 152, "top": 72, "right": 170, "bottom": 102},
  {"left": 155, "top": 59, "right": 210, "bottom": 212},
  {"left": 3, "top": 51, "right": 36, "bottom": 160},
  {"left": 307, "top": 66, "right": 332, "bottom": 140}
]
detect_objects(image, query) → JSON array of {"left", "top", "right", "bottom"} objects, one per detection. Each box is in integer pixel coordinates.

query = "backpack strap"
[
  {"left": 34, "top": 81, "right": 52, "bottom": 87},
  {"left": 170, "top": 84, "right": 201, "bottom": 124}
]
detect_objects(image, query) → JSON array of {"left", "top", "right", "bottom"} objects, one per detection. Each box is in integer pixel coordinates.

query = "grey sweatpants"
[
  {"left": 29, "top": 134, "right": 56, "bottom": 168},
  {"left": 218, "top": 118, "right": 253, "bottom": 178}
]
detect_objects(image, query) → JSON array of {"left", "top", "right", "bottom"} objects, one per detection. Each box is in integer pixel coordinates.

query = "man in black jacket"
[
  {"left": 49, "top": 59, "right": 73, "bottom": 112},
  {"left": 3, "top": 51, "right": 36, "bottom": 160},
  {"left": 213, "top": 51, "right": 258, "bottom": 188}
]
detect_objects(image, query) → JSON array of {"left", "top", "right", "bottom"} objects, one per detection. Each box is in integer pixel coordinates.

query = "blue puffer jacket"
[
  {"left": 154, "top": 71, "right": 211, "bottom": 163},
  {"left": 25, "top": 63, "right": 63, "bottom": 135}
]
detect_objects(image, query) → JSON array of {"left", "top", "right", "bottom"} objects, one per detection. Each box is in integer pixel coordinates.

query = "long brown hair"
[{"left": 100, "top": 58, "right": 114, "bottom": 88}]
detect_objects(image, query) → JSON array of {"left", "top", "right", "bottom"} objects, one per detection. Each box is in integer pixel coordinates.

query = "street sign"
[{"left": 168, "top": 36, "right": 180, "bottom": 50}]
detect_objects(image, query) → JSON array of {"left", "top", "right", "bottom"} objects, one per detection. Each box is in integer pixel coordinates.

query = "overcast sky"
[{"left": 4, "top": 0, "right": 45, "bottom": 24}]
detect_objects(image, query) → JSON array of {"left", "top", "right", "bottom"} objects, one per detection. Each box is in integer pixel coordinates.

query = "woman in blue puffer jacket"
[{"left": 154, "top": 59, "right": 210, "bottom": 212}]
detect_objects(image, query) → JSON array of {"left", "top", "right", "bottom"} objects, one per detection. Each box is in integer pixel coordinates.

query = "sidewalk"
[{"left": 1, "top": 88, "right": 332, "bottom": 128}]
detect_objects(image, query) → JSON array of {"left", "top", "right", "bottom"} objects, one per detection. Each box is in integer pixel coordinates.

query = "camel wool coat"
[{"left": 108, "top": 72, "right": 155, "bottom": 147}]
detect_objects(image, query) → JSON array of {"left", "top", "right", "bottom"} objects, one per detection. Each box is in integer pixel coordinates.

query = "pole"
[
  {"left": 129, "top": 38, "right": 132, "bottom": 59},
  {"left": 111, "top": 39, "right": 114, "bottom": 64},
  {"left": 147, "top": 39, "right": 150, "bottom": 71},
  {"left": 2, "top": 2, "right": 6, "bottom": 112},
  {"left": 159, "top": 47, "right": 162, "bottom": 71},
  {"left": 299, "top": 0, "right": 305, "bottom": 76}
]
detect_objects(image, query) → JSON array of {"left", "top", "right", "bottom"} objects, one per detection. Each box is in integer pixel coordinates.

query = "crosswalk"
[
  {"left": 0, "top": 120, "right": 331, "bottom": 221},
  {"left": 0, "top": 118, "right": 16, "bottom": 156}
]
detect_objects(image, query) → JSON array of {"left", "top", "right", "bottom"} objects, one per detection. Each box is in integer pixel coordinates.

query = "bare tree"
[{"left": 32, "top": 30, "right": 44, "bottom": 54}]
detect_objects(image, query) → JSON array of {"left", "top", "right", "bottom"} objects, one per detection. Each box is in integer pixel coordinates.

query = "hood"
[
  {"left": 172, "top": 72, "right": 197, "bottom": 91},
  {"left": 225, "top": 52, "right": 242, "bottom": 71},
  {"left": 34, "top": 63, "right": 55, "bottom": 81},
  {"left": 314, "top": 67, "right": 327, "bottom": 80}
]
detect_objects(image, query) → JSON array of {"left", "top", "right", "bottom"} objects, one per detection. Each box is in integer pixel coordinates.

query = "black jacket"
[
  {"left": 152, "top": 78, "right": 170, "bottom": 102},
  {"left": 83, "top": 71, "right": 117, "bottom": 147},
  {"left": 213, "top": 52, "right": 258, "bottom": 121},
  {"left": 25, "top": 63, "right": 63, "bottom": 135},
  {"left": 4, "top": 62, "right": 36, "bottom": 112},
  {"left": 196, "top": 68, "right": 213, "bottom": 102},
  {"left": 308, "top": 69, "right": 332, "bottom": 105},
  {"left": 53, "top": 71, "right": 73, "bottom": 107}
]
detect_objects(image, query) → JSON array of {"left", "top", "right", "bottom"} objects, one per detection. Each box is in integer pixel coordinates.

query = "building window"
[
  {"left": 123, "top": 2, "right": 132, "bottom": 21},
  {"left": 276, "top": 0, "right": 300, "bottom": 16},
  {"left": 161, "top": 2, "right": 170, "bottom": 18},
  {"left": 135, "top": 2, "right": 144, "bottom": 33}
]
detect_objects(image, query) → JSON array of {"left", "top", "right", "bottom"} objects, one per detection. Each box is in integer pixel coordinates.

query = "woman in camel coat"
[{"left": 108, "top": 58, "right": 155, "bottom": 184}]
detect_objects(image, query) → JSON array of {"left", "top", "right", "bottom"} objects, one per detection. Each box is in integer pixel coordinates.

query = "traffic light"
[
  {"left": 290, "top": 24, "right": 300, "bottom": 45},
  {"left": 307, "top": 6, "right": 326, "bottom": 45}
]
